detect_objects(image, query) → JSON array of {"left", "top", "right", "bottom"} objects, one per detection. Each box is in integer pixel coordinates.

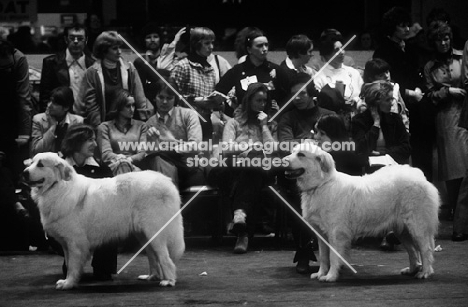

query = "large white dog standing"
[
  {"left": 284, "top": 143, "right": 440, "bottom": 282},
  {"left": 23, "top": 153, "right": 185, "bottom": 290}
]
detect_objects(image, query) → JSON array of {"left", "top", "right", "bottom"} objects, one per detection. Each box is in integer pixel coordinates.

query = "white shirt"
[
  {"left": 314, "top": 64, "right": 363, "bottom": 103},
  {"left": 66, "top": 49, "right": 86, "bottom": 114}
]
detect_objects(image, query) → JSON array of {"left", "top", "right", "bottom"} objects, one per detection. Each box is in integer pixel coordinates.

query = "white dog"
[
  {"left": 284, "top": 143, "right": 439, "bottom": 282},
  {"left": 23, "top": 152, "right": 185, "bottom": 290}
]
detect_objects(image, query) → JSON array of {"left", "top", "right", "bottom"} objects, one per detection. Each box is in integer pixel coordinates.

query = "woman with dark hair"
[
  {"left": 217, "top": 82, "right": 277, "bottom": 254},
  {"left": 61, "top": 123, "right": 117, "bottom": 280},
  {"left": 97, "top": 88, "right": 148, "bottom": 175},
  {"left": 424, "top": 21, "right": 468, "bottom": 237},
  {"left": 315, "top": 113, "right": 367, "bottom": 176},
  {"left": 82, "top": 31, "right": 152, "bottom": 127},
  {"left": 215, "top": 27, "right": 289, "bottom": 118}
]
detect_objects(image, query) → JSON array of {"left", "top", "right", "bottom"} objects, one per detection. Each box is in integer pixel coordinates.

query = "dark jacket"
[
  {"left": 39, "top": 51, "right": 95, "bottom": 112},
  {"left": 351, "top": 109, "right": 411, "bottom": 164}
]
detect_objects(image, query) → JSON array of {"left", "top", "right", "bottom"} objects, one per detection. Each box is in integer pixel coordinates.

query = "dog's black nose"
[{"left": 22, "top": 169, "right": 29, "bottom": 181}]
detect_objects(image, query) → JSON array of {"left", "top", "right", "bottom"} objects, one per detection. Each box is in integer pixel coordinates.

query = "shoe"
[
  {"left": 234, "top": 235, "right": 248, "bottom": 254},
  {"left": 452, "top": 232, "right": 468, "bottom": 242},
  {"left": 231, "top": 209, "right": 247, "bottom": 236},
  {"left": 380, "top": 237, "right": 394, "bottom": 251},
  {"left": 293, "top": 246, "right": 316, "bottom": 274}
]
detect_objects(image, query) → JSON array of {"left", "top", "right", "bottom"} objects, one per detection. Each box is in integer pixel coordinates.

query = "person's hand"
[
  {"left": 449, "top": 87, "right": 467, "bottom": 98},
  {"left": 15, "top": 135, "right": 30, "bottom": 147},
  {"left": 257, "top": 111, "right": 268, "bottom": 126},
  {"left": 147, "top": 127, "right": 160, "bottom": 138},
  {"left": 271, "top": 100, "right": 279, "bottom": 111},
  {"left": 173, "top": 27, "right": 186, "bottom": 43},
  {"left": 370, "top": 106, "right": 380, "bottom": 126},
  {"left": 408, "top": 87, "right": 424, "bottom": 102},
  {"left": 115, "top": 154, "right": 127, "bottom": 160}
]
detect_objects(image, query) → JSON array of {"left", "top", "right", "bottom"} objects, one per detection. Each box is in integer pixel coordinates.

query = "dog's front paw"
[
  {"left": 414, "top": 268, "right": 433, "bottom": 279},
  {"left": 55, "top": 279, "right": 75, "bottom": 290},
  {"left": 400, "top": 264, "right": 422, "bottom": 276},
  {"left": 319, "top": 273, "right": 338, "bottom": 282},
  {"left": 137, "top": 274, "right": 159, "bottom": 281},
  {"left": 159, "top": 279, "right": 175, "bottom": 287}
]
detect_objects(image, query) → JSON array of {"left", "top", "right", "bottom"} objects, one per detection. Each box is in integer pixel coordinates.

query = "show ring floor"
[{"left": 1, "top": 219, "right": 467, "bottom": 307}]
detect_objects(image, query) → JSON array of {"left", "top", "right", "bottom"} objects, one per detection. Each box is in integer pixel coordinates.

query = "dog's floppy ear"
[
  {"left": 56, "top": 162, "right": 73, "bottom": 181},
  {"left": 315, "top": 151, "right": 335, "bottom": 173}
]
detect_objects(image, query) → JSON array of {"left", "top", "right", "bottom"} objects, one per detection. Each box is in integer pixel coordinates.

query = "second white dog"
[{"left": 284, "top": 143, "right": 440, "bottom": 282}]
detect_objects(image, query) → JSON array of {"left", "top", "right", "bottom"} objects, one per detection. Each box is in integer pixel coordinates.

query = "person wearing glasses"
[{"left": 39, "top": 23, "right": 95, "bottom": 114}]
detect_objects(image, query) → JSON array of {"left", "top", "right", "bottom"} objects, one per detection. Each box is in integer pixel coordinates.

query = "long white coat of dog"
[
  {"left": 23, "top": 152, "right": 185, "bottom": 290},
  {"left": 284, "top": 143, "right": 440, "bottom": 282}
]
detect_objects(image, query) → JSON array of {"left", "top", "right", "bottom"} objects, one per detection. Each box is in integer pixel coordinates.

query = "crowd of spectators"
[{"left": 1, "top": 6, "right": 468, "bottom": 281}]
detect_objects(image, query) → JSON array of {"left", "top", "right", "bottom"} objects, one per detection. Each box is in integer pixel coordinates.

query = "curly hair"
[
  {"left": 93, "top": 31, "right": 122, "bottom": 60},
  {"left": 361, "top": 81, "right": 393, "bottom": 108},
  {"left": 426, "top": 20, "right": 452, "bottom": 48},
  {"left": 61, "top": 124, "right": 95, "bottom": 158}
]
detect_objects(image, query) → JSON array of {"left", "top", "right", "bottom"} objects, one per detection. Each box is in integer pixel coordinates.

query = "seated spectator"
[
  {"left": 351, "top": 81, "right": 410, "bottom": 250},
  {"left": 81, "top": 31, "right": 152, "bottom": 127},
  {"left": 61, "top": 124, "right": 117, "bottom": 281},
  {"left": 215, "top": 83, "right": 277, "bottom": 254},
  {"left": 362, "top": 58, "right": 409, "bottom": 131},
  {"left": 145, "top": 74, "right": 204, "bottom": 189},
  {"left": 310, "top": 29, "right": 356, "bottom": 70},
  {"left": 31, "top": 86, "right": 83, "bottom": 156},
  {"left": 97, "top": 89, "right": 148, "bottom": 176},
  {"left": 351, "top": 81, "right": 410, "bottom": 166},
  {"left": 313, "top": 30, "right": 364, "bottom": 111}
]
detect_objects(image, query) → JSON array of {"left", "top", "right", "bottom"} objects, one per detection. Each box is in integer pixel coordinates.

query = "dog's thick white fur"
[
  {"left": 284, "top": 143, "right": 440, "bottom": 282},
  {"left": 24, "top": 153, "right": 184, "bottom": 290}
]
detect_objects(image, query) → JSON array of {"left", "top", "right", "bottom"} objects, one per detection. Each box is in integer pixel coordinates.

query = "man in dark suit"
[{"left": 39, "top": 23, "right": 95, "bottom": 115}]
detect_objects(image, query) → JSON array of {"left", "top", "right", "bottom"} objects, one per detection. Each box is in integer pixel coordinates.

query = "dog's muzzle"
[
  {"left": 22, "top": 169, "right": 45, "bottom": 187},
  {"left": 284, "top": 168, "right": 305, "bottom": 179}
]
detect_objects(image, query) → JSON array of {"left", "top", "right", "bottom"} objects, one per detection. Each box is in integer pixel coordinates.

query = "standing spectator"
[
  {"left": 453, "top": 39, "right": 468, "bottom": 241},
  {"left": 8, "top": 26, "right": 37, "bottom": 54},
  {"left": 85, "top": 13, "right": 103, "bottom": 51},
  {"left": 215, "top": 27, "right": 289, "bottom": 117},
  {"left": 280, "top": 34, "right": 316, "bottom": 79},
  {"left": 373, "top": 7, "right": 423, "bottom": 102},
  {"left": 171, "top": 27, "right": 219, "bottom": 141},
  {"left": 424, "top": 22, "right": 468, "bottom": 227},
  {"left": 310, "top": 29, "right": 356, "bottom": 71},
  {"left": 0, "top": 39, "right": 32, "bottom": 181},
  {"left": 134, "top": 24, "right": 186, "bottom": 101},
  {"left": 277, "top": 73, "right": 333, "bottom": 273},
  {"left": 97, "top": 89, "right": 147, "bottom": 176},
  {"left": 39, "top": 23, "right": 95, "bottom": 114},
  {"left": 61, "top": 124, "right": 117, "bottom": 280},
  {"left": 313, "top": 31, "right": 364, "bottom": 110},
  {"left": 31, "top": 86, "right": 83, "bottom": 156},
  {"left": 81, "top": 31, "right": 152, "bottom": 127}
]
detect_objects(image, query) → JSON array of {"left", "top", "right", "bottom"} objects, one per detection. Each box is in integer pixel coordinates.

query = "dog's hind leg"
[
  {"left": 56, "top": 240, "right": 89, "bottom": 290},
  {"left": 398, "top": 229, "right": 422, "bottom": 276},
  {"left": 136, "top": 233, "right": 163, "bottom": 281},
  {"left": 405, "top": 223, "right": 435, "bottom": 279},
  {"left": 150, "top": 237, "right": 177, "bottom": 287}
]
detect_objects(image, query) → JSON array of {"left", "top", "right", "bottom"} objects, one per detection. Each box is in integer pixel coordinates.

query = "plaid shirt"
[{"left": 171, "top": 58, "right": 216, "bottom": 98}]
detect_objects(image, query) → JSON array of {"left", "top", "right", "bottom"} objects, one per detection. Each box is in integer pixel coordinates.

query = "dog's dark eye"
[
  {"left": 37, "top": 160, "right": 44, "bottom": 167},
  {"left": 297, "top": 153, "right": 305, "bottom": 158}
]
